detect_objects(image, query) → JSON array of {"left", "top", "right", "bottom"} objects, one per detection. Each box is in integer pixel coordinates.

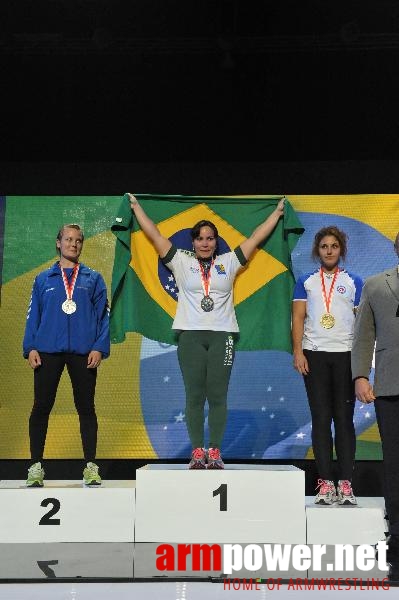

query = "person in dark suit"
[{"left": 352, "top": 232, "right": 399, "bottom": 566}]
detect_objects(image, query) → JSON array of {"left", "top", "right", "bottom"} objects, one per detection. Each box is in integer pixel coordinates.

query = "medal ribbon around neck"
[
  {"left": 198, "top": 258, "right": 215, "bottom": 311},
  {"left": 60, "top": 263, "right": 80, "bottom": 314},
  {"left": 198, "top": 258, "right": 214, "bottom": 296},
  {"left": 320, "top": 266, "right": 339, "bottom": 328}
]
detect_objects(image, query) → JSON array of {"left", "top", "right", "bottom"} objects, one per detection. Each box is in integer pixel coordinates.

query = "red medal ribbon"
[
  {"left": 60, "top": 263, "right": 80, "bottom": 300},
  {"left": 198, "top": 259, "right": 214, "bottom": 297},
  {"left": 320, "top": 267, "right": 339, "bottom": 314}
]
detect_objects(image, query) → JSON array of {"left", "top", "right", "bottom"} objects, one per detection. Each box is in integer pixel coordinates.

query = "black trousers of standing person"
[
  {"left": 374, "top": 395, "right": 399, "bottom": 536},
  {"left": 303, "top": 350, "right": 356, "bottom": 482},
  {"left": 29, "top": 352, "right": 98, "bottom": 462}
]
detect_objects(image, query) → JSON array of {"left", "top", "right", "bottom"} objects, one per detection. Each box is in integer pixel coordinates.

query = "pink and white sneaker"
[
  {"left": 188, "top": 448, "right": 206, "bottom": 469},
  {"left": 315, "top": 479, "right": 337, "bottom": 505},
  {"left": 337, "top": 480, "right": 357, "bottom": 506},
  {"left": 207, "top": 447, "right": 224, "bottom": 469}
]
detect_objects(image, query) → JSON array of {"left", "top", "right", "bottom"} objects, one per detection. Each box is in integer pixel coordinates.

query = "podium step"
[
  {"left": 135, "top": 464, "right": 306, "bottom": 543},
  {"left": 0, "top": 480, "right": 135, "bottom": 543},
  {"left": 0, "top": 543, "right": 134, "bottom": 579},
  {"left": 306, "top": 496, "right": 386, "bottom": 545}
]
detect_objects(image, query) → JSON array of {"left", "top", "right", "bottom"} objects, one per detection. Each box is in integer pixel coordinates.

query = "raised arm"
[
  {"left": 128, "top": 193, "right": 172, "bottom": 258},
  {"left": 239, "top": 198, "right": 285, "bottom": 261}
]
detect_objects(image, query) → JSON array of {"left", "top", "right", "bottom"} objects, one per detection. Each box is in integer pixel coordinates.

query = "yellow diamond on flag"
[{"left": 130, "top": 203, "right": 287, "bottom": 318}]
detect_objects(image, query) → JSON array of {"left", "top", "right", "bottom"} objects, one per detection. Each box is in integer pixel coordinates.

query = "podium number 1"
[{"left": 213, "top": 484, "right": 227, "bottom": 511}]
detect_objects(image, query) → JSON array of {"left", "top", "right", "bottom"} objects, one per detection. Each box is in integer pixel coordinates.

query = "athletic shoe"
[
  {"left": 207, "top": 447, "right": 224, "bottom": 469},
  {"left": 188, "top": 448, "right": 206, "bottom": 469},
  {"left": 83, "top": 462, "right": 102, "bottom": 486},
  {"left": 337, "top": 479, "right": 357, "bottom": 506},
  {"left": 314, "top": 479, "right": 337, "bottom": 505},
  {"left": 26, "top": 462, "right": 44, "bottom": 487}
]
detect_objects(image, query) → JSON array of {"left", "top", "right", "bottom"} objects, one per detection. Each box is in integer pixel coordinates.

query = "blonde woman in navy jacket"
[{"left": 23, "top": 224, "right": 110, "bottom": 487}]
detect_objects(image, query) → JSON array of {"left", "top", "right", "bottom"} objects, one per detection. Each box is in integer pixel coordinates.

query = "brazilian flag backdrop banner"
[
  {"left": 0, "top": 194, "right": 397, "bottom": 460},
  {"left": 110, "top": 194, "right": 304, "bottom": 352}
]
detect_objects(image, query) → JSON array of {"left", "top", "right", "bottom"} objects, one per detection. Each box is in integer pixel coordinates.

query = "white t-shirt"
[
  {"left": 163, "top": 247, "right": 246, "bottom": 332},
  {"left": 293, "top": 268, "right": 363, "bottom": 352}
]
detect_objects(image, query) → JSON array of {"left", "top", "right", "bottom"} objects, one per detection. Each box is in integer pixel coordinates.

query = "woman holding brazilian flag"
[{"left": 125, "top": 193, "right": 289, "bottom": 469}]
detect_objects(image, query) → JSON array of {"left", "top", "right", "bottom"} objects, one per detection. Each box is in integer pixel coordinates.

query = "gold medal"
[
  {"left": 320, "top": 313, "right": 335, "bottom": 329},
  {"left": 319, "top": 268, "right": 339, "bottom": 330}
]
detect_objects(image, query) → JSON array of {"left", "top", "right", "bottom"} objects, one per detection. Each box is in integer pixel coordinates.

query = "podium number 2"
[
  {"left": 213, "top": 484, "right": 227, "bottom": 511},
  {"left": 39, "top": 498, "right": 61, "bottom": 525}
]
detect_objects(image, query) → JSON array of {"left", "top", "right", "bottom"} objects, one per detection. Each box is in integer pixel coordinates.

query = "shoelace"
[
  {"left": 316, "top": 478, "right": 334, "bottom": 494},
  {"left": 29, "top": 464, "right": 42, "bottom": 475},
  {"left": 339, "top": 480, "right": 352, "bottom": 496},
  {"left": 192, "top": 448, "right": 205, "bottom": 460}
]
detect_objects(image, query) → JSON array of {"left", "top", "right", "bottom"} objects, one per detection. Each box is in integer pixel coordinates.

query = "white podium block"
[
  {"left": 135, "top": 464, "right": 306, "bottom": 543},
  {"left": 306, "top": 497, "right": 386, "bottom": 545},
  {"left": 0, "top": 480, "right": 135, "bottom": 543},
  {"left": 0, "top": 543, "right": 134, "bottom": 579}
]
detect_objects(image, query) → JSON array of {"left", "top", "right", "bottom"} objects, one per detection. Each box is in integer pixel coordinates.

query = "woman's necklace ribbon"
[
  {"left": 320, "top": 267, "right": 339, "bottom": 329},
  {"left": 60, "top": 263, "right": 79, "bottom": 314},
  {"left": 199, "top": 259, "right": 214, "bottom": 312}
]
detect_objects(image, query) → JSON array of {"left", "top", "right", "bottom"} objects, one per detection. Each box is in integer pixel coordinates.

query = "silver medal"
[
  {"left": 62, "top": 299, "right": 77, "bottom": 314},
  {"left": 201, "top": 295, "right": 214, "bottom": 312}
]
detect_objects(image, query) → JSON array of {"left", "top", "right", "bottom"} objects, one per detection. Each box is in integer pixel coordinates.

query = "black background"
[{"left": 1, "top": 0, "right": 399, "bottom": 192}]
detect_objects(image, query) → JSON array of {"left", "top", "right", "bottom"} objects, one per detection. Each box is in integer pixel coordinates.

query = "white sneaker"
[
  {"left": 337, "top": 480, "right": 357, "bottom": 506},
  {"left": 315, "top": 479, "right": 337, "bottom": 505},
  {"left": 26, "top": 462, "right": 44, "bottom": 487},
  {"left": 83, "top": 462, "right": 102, "bottom": 486}
]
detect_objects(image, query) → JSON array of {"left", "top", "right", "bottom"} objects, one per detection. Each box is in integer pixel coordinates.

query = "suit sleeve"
[
  {"left": 351, "top": 282, "right": 376, "bottom": 380},
  {"left": 354, "top": 274, "right": 364, "bottom": 307}
]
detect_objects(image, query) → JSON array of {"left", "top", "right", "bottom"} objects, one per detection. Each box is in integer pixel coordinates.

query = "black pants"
[
  {"left": 29, "top": 353, "right": 98, "bottom": 462},
  {"left": 303, "top": 350, "right": 356, "bottom": 481},
  {"left": 374, "top": 395, "right": 399, "bottom": 535}
]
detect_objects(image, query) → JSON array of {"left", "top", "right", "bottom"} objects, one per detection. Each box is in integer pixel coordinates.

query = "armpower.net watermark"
[
  {"left": 155, "top": 541, "right": 391, "bottom": 589},
  {"left": 223, "top": 577, "right": 390, "bottom": 591}
]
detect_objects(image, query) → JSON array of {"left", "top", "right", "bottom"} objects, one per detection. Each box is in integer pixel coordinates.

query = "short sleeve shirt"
[
  {"left": 163, "top": 247, "right": 246, "bottom": 332},
  {"left": 293, "top": 268, "right": 363, "bottom": 351}
]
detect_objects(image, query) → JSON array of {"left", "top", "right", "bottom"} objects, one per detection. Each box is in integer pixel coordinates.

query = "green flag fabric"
[{"left": 110, "top": 194, "right": 304, "bottom": 352}]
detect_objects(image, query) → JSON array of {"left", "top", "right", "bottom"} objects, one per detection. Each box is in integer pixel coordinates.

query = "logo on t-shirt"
[
  {"left": 336, "top": 285, "right": 346, "bottom": 294},
  {"left": 215, "top": 264, "right": 226, "bottom": 275}
]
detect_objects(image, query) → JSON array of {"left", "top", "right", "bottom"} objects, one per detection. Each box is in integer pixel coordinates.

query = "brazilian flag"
[{"left": 110, "top": 194, "right": 304, "bottom": 352}]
